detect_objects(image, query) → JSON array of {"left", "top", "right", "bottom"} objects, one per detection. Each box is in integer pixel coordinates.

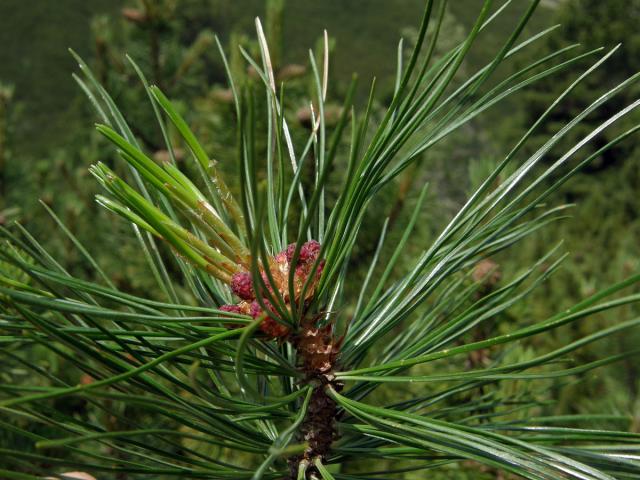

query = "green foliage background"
[{"left": 0, "top": 0, "right": 638, "bottom": 477}]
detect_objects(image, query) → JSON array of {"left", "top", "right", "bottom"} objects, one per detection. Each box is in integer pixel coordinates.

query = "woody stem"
[{"left": 287, "top": 321, "right": 342, "bottom": 479}]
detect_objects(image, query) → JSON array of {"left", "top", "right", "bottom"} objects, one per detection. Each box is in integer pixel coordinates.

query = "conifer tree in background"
[
  {"left": 501, "top": 0, "right": 640, "bottom": 418},
  {"left": 522, "top": 0, "right": 640, "bottom": 163},
  {"left": 2, "top": 1, "right": 640, "bottom": 479},
  {"left": 0, "top": 83, "right": 18, "bottom": 225}
]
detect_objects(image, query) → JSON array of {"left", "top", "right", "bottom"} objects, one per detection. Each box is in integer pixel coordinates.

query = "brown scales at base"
[
  {"left": 296, "top": 322, "right": 342, "bottom": 374},
  {"left": 288, "top": 321, "right": 344, "bottom": 478}
]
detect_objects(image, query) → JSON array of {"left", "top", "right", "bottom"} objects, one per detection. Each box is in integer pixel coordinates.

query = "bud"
[
  {"left": 300, "top": 240, "right": 321, "bottom": 263},
  {"left": 231, "top": 271, "right": 254, "bottom": 300},
  {"left": 250, "top": 299, "right": 272, "bottom": 319},
  {"left": 219, "top": 304, "right": 242, "bottom": 314},
  {"left": 283, "top": 242, "right": 297, "bottom": 262},
  {"left": 224, "top": 239, "right": 325, "bottom": 338},
  {"left": 250, "top": 299, "right": 289, "bottom": 338}
]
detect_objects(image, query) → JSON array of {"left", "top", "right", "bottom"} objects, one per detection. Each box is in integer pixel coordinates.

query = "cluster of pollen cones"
[{"left": 219, "top": 240, "right": 325, "bottom": 338}]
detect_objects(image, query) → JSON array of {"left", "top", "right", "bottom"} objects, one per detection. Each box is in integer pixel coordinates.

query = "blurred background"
[{"left": 0, "top": 0, "right": 638, "bottom": 476}]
